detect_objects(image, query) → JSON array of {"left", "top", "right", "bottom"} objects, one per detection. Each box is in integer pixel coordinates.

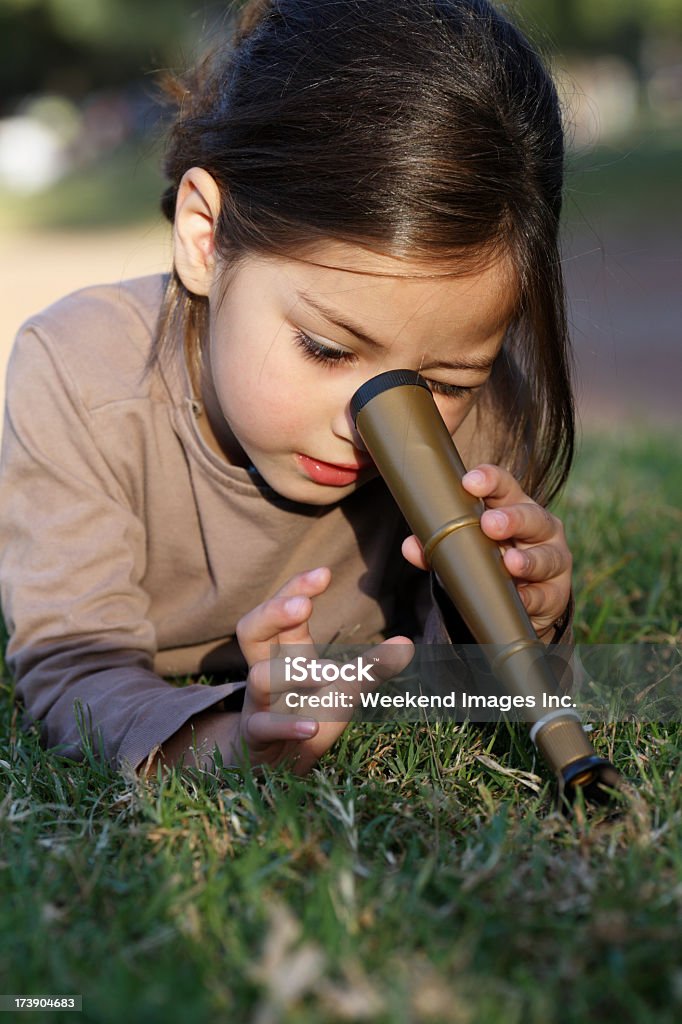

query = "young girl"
[{"left": 0, "top": 0, "right": 574, "bottom": 778}]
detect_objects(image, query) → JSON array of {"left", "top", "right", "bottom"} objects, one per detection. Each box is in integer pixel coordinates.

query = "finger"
[
  {"left": 401, "top": 534, "right": 428, "bottom": 571},
  {"left": 243, "top": 710, "right": 319, "bottom": 745},
  {"left": 365, "top": 635, "right": 415, "bottom": 681},
  {"left": 272, "top": 566, "right": 333, "bottom": 645},
  {"left": 236, "top": 567, "right": 331, "bottom": 666},
  {"left": 481, "top": 502, "right": 560, "bottom": 545},
  {"left": 244, "top": 658, "right": 276, "bottom": 707},
  {"left": 503, "top": 542, "right": 571, "bottom": 582},
  {"left": 272, "top": 566, "right": 331, "bottom": 602},
  {"left": 517, "top": 580, "right": 567, "bottom": 622},
  {"left": 237, "top": 594, "right": 315, "bottom": 669},
  {"left": 461, "top": 464, "right": 532, "bottom": 508}
]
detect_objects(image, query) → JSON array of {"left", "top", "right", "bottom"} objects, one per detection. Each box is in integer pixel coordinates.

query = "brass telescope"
[{"left": 351, "top": 369, "right": 621, "bottom": 807}]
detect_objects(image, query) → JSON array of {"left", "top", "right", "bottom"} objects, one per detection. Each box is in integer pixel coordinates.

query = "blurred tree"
[
  {"left": 0, "top": 0, "right": 231, "bottom": 107},
  {"left": 514, "top": 0, "right": 682, "bottom": 65},
  {"left": 6, "top": 0, "right": 204, "bottom": 50},
  {"left": 1, "top": 0, "right": 680, "bottom": 111}
]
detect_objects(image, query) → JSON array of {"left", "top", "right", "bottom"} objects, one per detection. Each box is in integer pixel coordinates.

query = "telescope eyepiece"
[{"left": 350, "top": 370, "right": 430, "bottom": 424}]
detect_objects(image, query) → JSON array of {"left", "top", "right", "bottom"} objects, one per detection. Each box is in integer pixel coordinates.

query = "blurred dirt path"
[
  {"left": 562, "top": 224, "right": 681, "bottom": 432},
  {"left": 1, "top": 223, "right": 680, "bottom": 447}
]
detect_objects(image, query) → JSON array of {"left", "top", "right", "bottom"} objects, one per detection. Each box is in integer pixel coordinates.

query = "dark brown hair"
[{"left": 154, "top": 0, "right": 574, "bottom": 505}]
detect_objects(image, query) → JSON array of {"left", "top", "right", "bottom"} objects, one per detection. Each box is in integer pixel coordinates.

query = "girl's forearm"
[{"left": 138, "top": 708, "right": 242, "bottom": 774}]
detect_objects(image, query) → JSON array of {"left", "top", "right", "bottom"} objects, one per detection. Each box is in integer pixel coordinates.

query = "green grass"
[
  {"left": 1, "top": 430, "right": 681, "bottom": 1024},
  {"left": 556, "top": 429, "right": 681, "bottom": 644}
]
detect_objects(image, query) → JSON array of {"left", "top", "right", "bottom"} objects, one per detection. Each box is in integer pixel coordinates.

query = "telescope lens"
[
  {"left": 559, "top": 755, "right": 621, "bottom": 807},
  {"left": 570, "top": 770, "right": 597, "bottom": 787}
]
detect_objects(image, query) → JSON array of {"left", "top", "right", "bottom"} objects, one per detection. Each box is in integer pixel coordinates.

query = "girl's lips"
[{"left": 296, "top": 453, "right": 374, "bottom": 487}]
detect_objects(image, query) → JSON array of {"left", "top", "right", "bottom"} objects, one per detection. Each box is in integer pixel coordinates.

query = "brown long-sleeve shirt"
[{"left": 0, "top": 275, "right": 572, "bottom": 772}]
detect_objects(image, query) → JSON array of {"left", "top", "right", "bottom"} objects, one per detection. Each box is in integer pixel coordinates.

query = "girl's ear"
[{"left": 173, "top": 167, "right": 222, "bottom": 296}]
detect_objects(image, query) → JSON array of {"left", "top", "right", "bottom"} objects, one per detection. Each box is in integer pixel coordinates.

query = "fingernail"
[
  {"left": 488, "top": 511, "right": 507, "bottom": 529},
  {"left": 463, "top": 470, "right": 485, "bottom": 486},
  {"left": 295, "top": 720, "right": 317, "bottom": 737},
  {"left": 305, "top": 567, "right": 327, "bottom": 582},
  {"left": 285, "top": 596, "right": 307, "bottom": 615}
]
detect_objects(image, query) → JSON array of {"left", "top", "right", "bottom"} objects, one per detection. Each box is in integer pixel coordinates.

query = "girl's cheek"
[{"left": 434, "top": 399, "right": 473, "bottom": 436}]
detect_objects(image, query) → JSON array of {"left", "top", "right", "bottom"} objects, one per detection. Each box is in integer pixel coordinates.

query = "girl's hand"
[
  {"left": 235, "top": 567, "right": 413, "bottom": 775},
  {"left": 401, "top": 463, "right": 572, "bottom": 639}
]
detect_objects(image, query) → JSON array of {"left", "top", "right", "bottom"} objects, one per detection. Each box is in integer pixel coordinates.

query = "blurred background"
[{"left": 0, "top": 0, "right": 680, "bottom": 438}]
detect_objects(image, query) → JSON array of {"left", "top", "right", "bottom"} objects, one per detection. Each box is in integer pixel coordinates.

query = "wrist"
[
  {"left": 144, "top": 709, "right": 241, "bottom": 773},
  {"left": 546, "top": 591, "right": 574, "bottom": 645}
]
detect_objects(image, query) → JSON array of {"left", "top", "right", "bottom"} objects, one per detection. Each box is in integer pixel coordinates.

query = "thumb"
[{"left": 401, "top": 534, "right": 429, "bottom": 571}]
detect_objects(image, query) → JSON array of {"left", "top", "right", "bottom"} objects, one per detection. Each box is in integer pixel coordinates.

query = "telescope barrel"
[{"left": 351, "top": 370, "right": 620, "bottom": 805}]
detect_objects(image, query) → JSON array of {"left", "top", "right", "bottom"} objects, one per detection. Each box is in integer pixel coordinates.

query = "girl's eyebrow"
[
  {"left": 295, "top": 290, "right": 496, "bottom": 372},
  {"left": 296, "top": 290, "right": 382, "bottom": 349}
]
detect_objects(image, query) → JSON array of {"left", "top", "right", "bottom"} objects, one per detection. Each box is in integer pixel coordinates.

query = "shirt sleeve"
[{"left": 0, "top": 324, "right": 243, "bottom": 773}]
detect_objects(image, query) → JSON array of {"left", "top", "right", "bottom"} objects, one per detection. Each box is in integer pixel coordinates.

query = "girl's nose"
[{"left": 331, "top": 401, "right": 368, "bottom": 452}]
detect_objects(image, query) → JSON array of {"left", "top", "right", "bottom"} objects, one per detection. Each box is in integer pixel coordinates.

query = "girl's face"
[{"left": 201, "top": 241, "right": 516, "bottom": 505}]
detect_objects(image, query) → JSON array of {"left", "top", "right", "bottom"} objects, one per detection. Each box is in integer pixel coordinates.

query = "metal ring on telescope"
[
  {"left": 422, "top": 515, "right": 480, "bottom": 565},
  {"left": 489, "top": 638, "right": 544, "bottom": 676},
  {"left": 529, "top": 708, "right": 582, "bottom": 746}
]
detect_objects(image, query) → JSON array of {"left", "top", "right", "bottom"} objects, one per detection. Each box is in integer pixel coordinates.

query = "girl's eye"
[
  {"left": 426, "top": 379, "right": 476, "bottom": 399},
  {"left": 293, "top": 328, "right": 476, "bottom": 398},
  {"left": 293, "top": 329, "right": 355, "bottom": 366}
]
